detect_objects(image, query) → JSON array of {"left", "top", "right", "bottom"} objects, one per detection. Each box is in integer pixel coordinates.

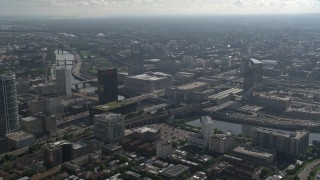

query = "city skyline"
[{"left": 1, "top": 0, "right": 320, "bottom": 17}]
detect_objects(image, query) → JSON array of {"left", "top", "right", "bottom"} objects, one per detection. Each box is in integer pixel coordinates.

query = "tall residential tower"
[
  {"left": 56, "top": 67, "right": 71, "bottom": 96},
  {"left": 0, "top": 74, "right": 19, "bottom": 153},
  {"left": 128, "top": 40, "right": 144, "bottom": 76}
]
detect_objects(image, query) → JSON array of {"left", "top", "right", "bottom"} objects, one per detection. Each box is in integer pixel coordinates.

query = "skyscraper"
[
  {"left": 97, "top": 68, "right": 118, "bottom": 104},
  {"left": 128, "top": 40, "right": 144, "bottom": 76},
  {"left": 0, "top": 74, "right": 19, "bottom": 153},
  {"left": 201, "top": 116, "right": 214, "bottom": 142},
  {"left": 94, "top": 113, "right": 124, "bottom": 144},
  {"left": 242, "top": 58, "right": 264, "bottom": 100},
  {"left": 56, "top": 67, "right": 71, "bottom": 96}
]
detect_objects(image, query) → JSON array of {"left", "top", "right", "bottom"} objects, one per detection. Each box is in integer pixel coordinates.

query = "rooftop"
[
  {"left": 255, "top": 127, "right": 309, "bottom": 139},
  {"left": 93, "top": 99, "right": 135, "bottom": 111},
  {"left": 129, "top": 74, "right": 164, "bottom": 81},
  {"left": 7, "top": 131, "right": 34, "bottom": 141},
  {"left": 73, "top": 141, "right": 88, "bottom": 150},
  {"left": 134, "top": 127, "right": 159, "bottom": 134},
  {"left": 162, "top": 164, "right": 189, "bottom": 177},
  {"left": 94, "top": 113, "right": 124, "bottom": 121},
  {"left": 250, "top": 58, "right": 263, "bottom": 65},
  {"left": 233, "top": 145, "right": 274, "bottom": 159},
  {"left": 21, "top": 116, "right": 37, "bottom": 122},
  {"left": 176, "top": 82, "right": 207, "bottom": 91},
  {"left": 200, "top": 116, "right": 214, "bottom": 124},
  {"left": 208, "top": 88, "right": 242, "bottom": 100},
  {"left": 258, "top": 94, "right": 292, "bottom": 101},
  {"left": 211, "top": 132, "right": 234, "bottom": 140}
]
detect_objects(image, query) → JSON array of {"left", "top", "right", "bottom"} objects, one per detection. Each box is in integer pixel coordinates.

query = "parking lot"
[{"left": 146, "top": 123, "right": 194, "bottom": 143}]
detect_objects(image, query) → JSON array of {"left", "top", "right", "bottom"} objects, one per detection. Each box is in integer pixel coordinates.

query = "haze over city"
[
  {"left": 1, "top": 0, "right": 320, "bottom": 17},
  {"left": 2, "top": 0, "right": 320, "bottom": 180}
]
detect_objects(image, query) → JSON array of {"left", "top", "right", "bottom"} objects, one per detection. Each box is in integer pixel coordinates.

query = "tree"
[
  {"left": 24, "top": 169, "right": 37, "bottom": 177},
  {"left": 293, "top": 175, "right": 300, "bottom": 180},
  {"left": 99, "top": 163, "right": 106, "bottom": 171},
  {"left": 260, "top": 167, "right": 273, "bottom": 179},
  {"left": 179, "top": 171, "right": 191, "bottom": 180}
]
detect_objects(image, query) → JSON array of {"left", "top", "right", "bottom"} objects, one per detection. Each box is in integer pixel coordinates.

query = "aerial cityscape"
[{"left": 1, "top": 1, "right": 320, "bottom": 180}]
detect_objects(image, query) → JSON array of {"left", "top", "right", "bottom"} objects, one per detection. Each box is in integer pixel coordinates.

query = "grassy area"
[
  {"left": 94, "top": 99, "right": 136, "bottom": 111},
  {"left": 87, "top": 58, "right": 126, "bottom": 75},
  {"left": 308, "top": 165, "right": 320, "bottom": 180},
  {"left": 80, "top": 50, "right": 91, "bottom": 57},
  {"left": 88, "top": 60, "right": 113, "bottom": 75},
  {"left": 167, "top": 118, "right": 201, "bottom": 133},
  {"left": 285, "top": 159, "right": 314, "bottom": 180}
]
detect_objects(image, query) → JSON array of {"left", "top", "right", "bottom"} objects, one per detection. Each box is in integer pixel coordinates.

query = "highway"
[
  {"left": 298, "top": 159, "right": 320, "bottom": 180},
  {"left": 57, "top": 111, "right": 89, "bottom": 125}
]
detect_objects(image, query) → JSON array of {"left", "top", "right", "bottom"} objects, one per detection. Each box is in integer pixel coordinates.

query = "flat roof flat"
[
  {"left": 21, "top": 116, "right": 37, "bottom": 122},
  {"left": 7, "top": 131, "right": 34, "bottom": 141},
  {"left": 134, "top": 127, "right": 159, "bottom": 134},
  {"left": 255, "top": 127, "right": 309, "bottom": 139},
  {"left": 233, "top": 145, "right": 274, "bottom": 158},
  {"left": 177, "top": 82, "right": 207, "bottom": 90},
  {"left": 208, "top": 88, "right": 242, "bottom": 100},
  {"left": 129, "top": 74, "right": 164, "bottom": 81},
  {"left": 251, "top": 58, "right": 263, "bottom": 65}
]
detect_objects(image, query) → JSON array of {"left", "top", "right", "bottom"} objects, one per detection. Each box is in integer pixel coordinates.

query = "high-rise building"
[
  {"left": 56, "top": 67, "right": 71, "bottom": 96},
  {"left": 188, "top": 116, "right": 214, "bottom": 149},
  {"left": 43, "top": 144, "right": 63, "bottom": 167},
  {"left": 201, "top": 116, "right": 214, "bottom": 142},
  {"left": 242, "top": 58, "right": 263, "bottom": 100},
  {"left": 28, "top": 97, "right": 64, "bottom": 116},
  {"left": 7, "top": 131, "right": 35, "bottom": 150},
  {"left": 250, "top": 58, "right": 263, "bottom": 83},
  {"left": 44, "top": 115, "right": 57, "bottom": 135},
  {"left": 94, "top": 113, "right": 124, "bottom": 144},
  {"left": 97, "top": 68, "right": 118, "bottom": 104},
  {"left": 209, "top": 132, "right": 235, "bottom": 154},
  {"left": 156, "top": 141, "right": 173, "bottom": 159},
  {"left": 128, "top": 41, "right": 144, "bottom": 76},
  {"left": 253, "top": 127, "right": 309, "bottom": 156},
  {"left": 0, "top": 74, "right": 19, "bottom": 153},
  {"left": 20, "top": 116, "right": 43, "bottom": 136}
]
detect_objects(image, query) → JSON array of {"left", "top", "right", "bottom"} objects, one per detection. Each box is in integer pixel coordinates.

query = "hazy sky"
[{"left": 0, "top": 0, "right": 320, "bottom": 17}]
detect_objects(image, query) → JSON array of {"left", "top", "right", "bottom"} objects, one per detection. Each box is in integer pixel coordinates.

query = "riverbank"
[{"left": 202, "top": 111, "right": 320, "bottom": 132}]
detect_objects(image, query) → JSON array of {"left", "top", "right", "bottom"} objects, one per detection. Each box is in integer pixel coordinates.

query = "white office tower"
[
  {"left": 94, "top": 113, "right": 124, "bottom": 144},
  {"left": 0, "top": 74, "right": 19, "bottom": 153},
  {"left": 56, "top": 68, "right": 71, "bottom": 96},
  {"left": 156, "top": 141, "right": 173, "bottom": 159},
  {"left": 201, "top": 116, "right": 214, "bottom": 142},
  {"left": 128, "top": 40, "right": 144, "bottom": 76}
]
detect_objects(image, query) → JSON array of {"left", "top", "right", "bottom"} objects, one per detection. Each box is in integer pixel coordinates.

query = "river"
[
  {"left": 53, "top": 50, "right": 125, "bottom": 100},
  {"left": 54, "top": 50, "right": 96, "bottom": 93},
  {"left": 187, "top": 118, "right": 320, "bottom": 143}
]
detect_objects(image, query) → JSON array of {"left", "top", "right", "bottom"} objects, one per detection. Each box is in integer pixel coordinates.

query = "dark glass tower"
[
  {"left": 98, "top": 68, "right": 118, "bottom": 104},
  {"left": 0, "top": 74, "right": 19, "bottom": 153}
]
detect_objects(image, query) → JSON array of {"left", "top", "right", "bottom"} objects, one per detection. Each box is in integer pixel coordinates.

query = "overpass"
[
  {"left": 72, "top": 79, "right": 97, "bottom": 90},
  {"left": 124, "top": 103, "right": 201, "bottom": 128}
]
